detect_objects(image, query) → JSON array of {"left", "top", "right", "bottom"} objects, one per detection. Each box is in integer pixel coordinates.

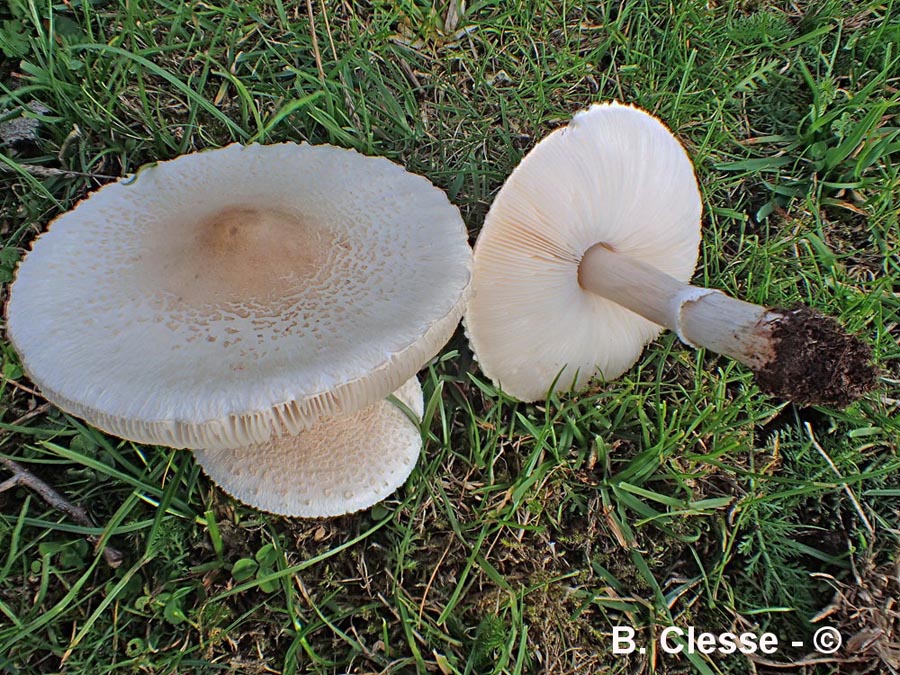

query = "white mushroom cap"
[
  {"left": 193, "top": 376, "right": 424, "bottom": 518},
  {"left": 7, "top": 143, "right": 471, "bottom": 449},
  {"left": 465, "top": 102, "right": 701, "bottom": 401}
]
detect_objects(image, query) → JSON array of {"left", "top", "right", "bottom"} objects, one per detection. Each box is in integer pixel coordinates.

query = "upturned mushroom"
[
  {"left": 465, "top": 102, "right": 874, "bottom": 407},
  {"left": 7, "top": 142, "right": 472, "bottom": 516},
  {"left": 193, "top": 377, "right": 425, "bottom": 518}
]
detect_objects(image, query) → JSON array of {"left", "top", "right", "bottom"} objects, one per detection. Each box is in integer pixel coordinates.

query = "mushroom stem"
[
  {"left": 578, "top": 243, "right": 875, "bottom": 407},
  {"left": 578, "top": 243, "right": 775, "bottom": 368}
]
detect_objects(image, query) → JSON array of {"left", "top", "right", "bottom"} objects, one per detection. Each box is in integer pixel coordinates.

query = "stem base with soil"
[{"left": 578, "top": 243, "right": 875, "bottom": 407}]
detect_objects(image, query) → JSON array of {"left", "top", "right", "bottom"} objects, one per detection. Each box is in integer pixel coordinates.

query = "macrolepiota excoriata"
[
  {"left": 7, "top": 143, "right": 472, "bottom": 517},
  {"left": 465, "top": 103, "right": 874, "bottom": 407}
]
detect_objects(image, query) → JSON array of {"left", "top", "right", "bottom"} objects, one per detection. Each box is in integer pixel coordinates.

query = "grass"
[{"left": 1, "top": 0, "right": 898, "bottom": 673}]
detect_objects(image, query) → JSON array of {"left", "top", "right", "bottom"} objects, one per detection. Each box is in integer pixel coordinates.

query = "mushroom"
[
  {"left": 193, "top": 377, "right": 424, "bottom": 517},
  {"left": 7, "top": 142, "right": 471, "bottom": 515},
  {"left": 466, "top": 102, "right": 874, "bottom": 407}
]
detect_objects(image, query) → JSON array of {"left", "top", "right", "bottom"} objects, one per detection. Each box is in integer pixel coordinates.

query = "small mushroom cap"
[
  {"left": 465, "top": 102, "right": 702, "bottom": 401},
  {"left": 193, "top": 376, "right": 424, "bottom": 518},
  {"left": 7, "top": 143, "right": 471, "bottom": 449}
]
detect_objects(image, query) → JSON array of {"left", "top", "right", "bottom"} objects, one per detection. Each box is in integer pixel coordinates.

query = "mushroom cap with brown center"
[
  {"left": 465, "top": 103, "right": 702, "bottom": 401},
  {"left": 7, "top": 143, "right": 471, "bottom": 449}
]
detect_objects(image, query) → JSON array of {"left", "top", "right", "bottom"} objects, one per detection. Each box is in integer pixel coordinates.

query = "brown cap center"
[{"left": 149, "top": 205, "right": 333, "bottom": 306}]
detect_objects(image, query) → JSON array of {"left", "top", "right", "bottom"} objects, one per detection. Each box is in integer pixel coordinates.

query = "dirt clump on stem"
[{"left": 754, "top": 306, "right": 876, "bottom": 408}]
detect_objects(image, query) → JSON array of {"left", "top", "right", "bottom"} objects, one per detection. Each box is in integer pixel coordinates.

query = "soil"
[{"left": 753, "top": 306, "right": 876, "bottom": 408}]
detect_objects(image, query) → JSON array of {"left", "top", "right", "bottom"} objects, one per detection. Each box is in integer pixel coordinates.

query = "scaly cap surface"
[
  {"left": 7, "top": 143, "right": 471, "bottom": 448},
  {"left": 193, "top": 377, "right": 424, "bottom": 517}
]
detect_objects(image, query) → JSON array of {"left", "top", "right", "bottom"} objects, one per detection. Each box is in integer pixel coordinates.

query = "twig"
[
  {"left": 2, "top": 376, "right": 42, "bottom": 398},
  {"left": 0, "top": 162, "right": 118, "bottom": 181},
  {"left": 418, "top": 537, "right": 453, "bottom": 622},
  {"left": 318, "top": 0, "right": 339, "bottom": 63},
  {"left": 748, "top": 655, "right": 866, "bottom": 668},
  {"left": 2, "top": 401, "right": 51, "bottom": 427},
  {"left": 315, "top": 0, "right": 359, "bottom": 127},
  {"left": 805, "top": 421, "right": 876, "bottom": 540},
  {"left": 305, "top": 0, "right": 326, "bottom": 82},
  {"left": 0, "top": 406, "right": 124, "bottom": 567},
  {"left": 0, "top": 456, "right": 124, "bottom": 567}
]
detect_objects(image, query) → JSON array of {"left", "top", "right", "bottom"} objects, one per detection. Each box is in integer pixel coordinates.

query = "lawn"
[{"left": 1, "top": 0, "right": 898, "bottom": 673}]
